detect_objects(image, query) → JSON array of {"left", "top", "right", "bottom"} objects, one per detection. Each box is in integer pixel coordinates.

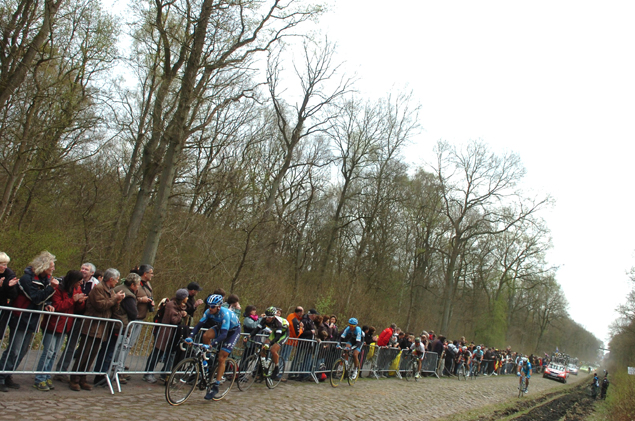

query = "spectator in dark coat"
[
  {"left": 184, "top": 282, "right": 203, "bottom": 324},
  {"left": 0, "top": 251, "right": 58, "bottom": 392},
  {"left": 0, "top": 252, "right": 18, "bottom": 340}
]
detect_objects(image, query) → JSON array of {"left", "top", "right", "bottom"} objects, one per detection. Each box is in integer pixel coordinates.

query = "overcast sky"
[
  {"left": 108, "top": 0, "right": 634, "bottom": 345},
  {"left": 315, "top": 0, "right": 635, "bottom": 345}
]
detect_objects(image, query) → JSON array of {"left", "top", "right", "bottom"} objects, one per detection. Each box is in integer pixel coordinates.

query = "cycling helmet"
[
  {"left": 348, "top": 317, "right": 358, "bottom": 325},
  {"left": 477, "top": 346, "right": 481, "bottom": 350},
  {"left": 265, "top": 306, "right": 277, "bottom": 317},
  {"left": 206, "top": 294, "right": 223, "bottom": 307},
  {"left": 414, "top": 337, "right": 421, "bottom": 343}
]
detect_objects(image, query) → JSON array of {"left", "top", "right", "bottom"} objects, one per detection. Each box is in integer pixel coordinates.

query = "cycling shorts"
[
  {"left": 412, "top": 351, "right": 424, "bottom": 360},
  {"left": 212, "top": 326, "right": 241, "bottom": 354},
  {"left": 345, "top": 342, "right": 363, "bottom": 352}
]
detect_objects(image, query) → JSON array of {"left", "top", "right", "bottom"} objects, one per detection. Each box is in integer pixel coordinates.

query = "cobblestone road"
[{"left": 0, "top": 371, "right": 588, "bottom": 421}]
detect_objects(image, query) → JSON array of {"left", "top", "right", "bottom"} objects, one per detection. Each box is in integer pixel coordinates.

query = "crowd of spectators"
[{"left": 0, "top": 249, "right": 553, "bottom": 393}]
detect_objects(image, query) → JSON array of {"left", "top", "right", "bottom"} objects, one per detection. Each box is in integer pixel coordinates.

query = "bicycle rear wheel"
[
  {"left": 330, "top": 359, "right": 345, "bottom": 387},
  {"left": 211, "top": 358, "right": 237, "bottom": 401},
  {"left": 237, "top": 354, "right": 259, "bottom": 392},
  {"left": 265, "top": 357, "right": 285, "bottom": 389},
  {"left": 165, "top": 358, "right": 199, "bottom": 406}
]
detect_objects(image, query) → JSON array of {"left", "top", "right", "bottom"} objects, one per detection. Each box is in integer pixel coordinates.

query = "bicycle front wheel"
[
  {"left": 165, "top": 358, "right": 199, "bottom": 406},
  {"left": 412, "top": 361, "right": 419, "bottom": 382},
  {"left": 265, "top": 357, "right": 285, "bottom": 389},
  {"left": 457, "top": 365, "right": 466, "bottom": 381},
  {"left": 518, "top": 376, "right": 525, "bottom": 398},
  {"left": 211, "top": 358, "right": 237, "bottom": 401},
  {"left": 330, "top": 359, "right": 345, "bottom": 387},
  {"left": 404, "top": 361, "right": 413, "bottom": 381},
  {"left": 237, "top": 354, "right": 259, "bottom": 392}
]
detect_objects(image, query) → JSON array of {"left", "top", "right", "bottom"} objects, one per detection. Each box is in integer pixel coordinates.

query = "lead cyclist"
[
  {"left": 338, "top": 318, "right": 364, "bottom": 380},
  {"left": 517, "top": 356, "right": 532, "bottom": 393}
]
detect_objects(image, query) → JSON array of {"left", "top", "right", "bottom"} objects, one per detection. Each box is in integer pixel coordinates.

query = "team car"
[
  {"left": 543, "top": 362, "right": 569, "bottom": 383},
  {"left": 567, "top": 363, "right": 579, "bottom": 376}
]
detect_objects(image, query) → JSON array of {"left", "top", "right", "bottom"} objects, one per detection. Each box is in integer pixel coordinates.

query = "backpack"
[{"left": 152, "top": 298, "right": 170, "bottom": 336}]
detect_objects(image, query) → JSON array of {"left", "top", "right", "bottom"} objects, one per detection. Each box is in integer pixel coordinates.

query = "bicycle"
[
  {"left": 518, "top": 372, "right": 527, "bottom": 398},
  {"left": 403, "top": 353, "right": 421, "bottom": 381},
  {"left": 237, "top": 340, "right": 285, "bottom": 391},
  {"left": 330, "top": 348, "right": 358, "bottom": 387},
  {"left": 165, "top": 339, "right": 237, "bottom": 406},
  {"left": 469, "top": 361, "right": 479, "bottom": 379},
  {"left": 456, "top": 361, "right": 467, "bottom": 381}
]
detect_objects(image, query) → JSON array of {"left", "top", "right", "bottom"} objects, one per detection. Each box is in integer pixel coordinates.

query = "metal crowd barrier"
[
  {"left": 421, "top": 351, "right": 440, "bottom": 378},
  {"left": 0, "top": 305, "right": 123, "bottom": 394}
]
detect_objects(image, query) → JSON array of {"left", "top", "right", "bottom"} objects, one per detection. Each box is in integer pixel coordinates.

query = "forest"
[{"left": 0, "top": 0, "right": 600, "bottom": 360}]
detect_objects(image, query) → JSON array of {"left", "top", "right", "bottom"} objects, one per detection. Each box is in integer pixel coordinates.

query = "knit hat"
[{"left": 176, "top": 288, "right": 188, "bottom": 300}]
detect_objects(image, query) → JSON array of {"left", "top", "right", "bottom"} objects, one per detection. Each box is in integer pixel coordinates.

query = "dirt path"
[{"left": 0, "top": 371, "right": 589, "bottom": 420}]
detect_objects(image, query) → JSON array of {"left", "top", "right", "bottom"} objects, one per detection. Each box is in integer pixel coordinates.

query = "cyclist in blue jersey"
[
  {"left": 473, "top": 345, "right": 484, "bottom": 374},
  {"left": 517, "top": 356, "right": 532, "bottom": 393},
  {"left": 338, "top": 318, "right": 364, "bottom": 380},
  {"left": 187, "top": 294, "right": 241, "bottom": 400}
]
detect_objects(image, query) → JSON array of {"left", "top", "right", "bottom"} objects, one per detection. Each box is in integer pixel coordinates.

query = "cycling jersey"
[
  {"left": 521, "top": 361, "right": 532, "bottom": 375},
  {"left": 250, "top": 316, "right": 290, "bottom": 345},
  {"left": 339, "top": 326, "right": 364, "bottom": 350},
  {"left": 410, "top": 342, "right": 425, "bottom": 358},
  {"left": 473, "top": 349, "right": 483, "bottom": 360},
  {"left": 192, "top": 307, "right": 241, "bottom": 353}
]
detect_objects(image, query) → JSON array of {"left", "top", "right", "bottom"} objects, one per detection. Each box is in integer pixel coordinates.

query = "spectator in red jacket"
[{"left": 377, "top": 323, "right": 396, "bottom": 347}]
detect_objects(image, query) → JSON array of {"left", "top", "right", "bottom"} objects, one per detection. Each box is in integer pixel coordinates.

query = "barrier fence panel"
[
  {"left": 373, "top": 347, "right": 403, "bottom": 378},
  {"left": 0, "top": 305, "right": 123, "bottom": 394},
  {"left": 359, "top": 344, "right": 376, "bottom": 378},
  {"left": 397, "top": 348, "right": 413, "bottom": 378},
  {"left": 113, "top": 320, "right": 194, "bottom": 390},
  {"left": 421, "top": 351, "right": 440, "bottom": 378},
  {"left": 279, "top": 337, "right": 319, "bottom": 383},
  {"left": 312, "top": 341, "right": 343, "bottom": 379}
]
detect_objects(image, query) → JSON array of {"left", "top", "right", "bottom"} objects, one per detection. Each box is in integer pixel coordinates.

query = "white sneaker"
[
  {"left": 415, "top": 373, "right": 420, "bottom": 379},
  {"left": 350, "top": 369, "right": 358, "bottom": 380}
]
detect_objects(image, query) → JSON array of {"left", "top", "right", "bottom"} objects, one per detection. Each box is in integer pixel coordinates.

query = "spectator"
[
  {"left": 33, "top": 270, "right": 85, "bottom": 391},
  {"left": 184, "top": 282, "right": 203, "bottom": 323},
  {"left": 54, "top": 262, "right": 97, "bottom": 381},
  {"left": 432, "top": 335, "right": 445, "bottom": 355},
  {"left": 377, "top": 323, "right": 396, "bottom": 347},
  {"left": 363, "top": 326, "right": 377, "bottom": 345},
  {"left": 286, "top": 306, "right": 304, "bottom": 339},
  {"left": 94, "top": 270, "right": 104, "bottom": 283},
  {"left": 223, "top": 294, "right": 241, "bottom": 318},
  {"left": 93, "top": 272, "right": 140, "bottom": 386},
  {"left": 297, "top": 309, "right": 319, "bottom": 379},
  {"left": 0, "top": 251, "right": 58, "bottom": 392},
  {"left": 143, "top": 288, "right": 188, "bottom": 384},
  {"left": 134, "top": 264, "right": 154, "bottom": 321},
  {"left": 327, "top": 315, "right": 338, "bottom": 339},
  {"left": 242, "top": 305, "right": 260, "bottom": 334},
  {"left": 0, "top": 252, "right": 19, "bottom": 339},
  {"left": 69, "top": 268, "right": 124, "bottom": 391}
]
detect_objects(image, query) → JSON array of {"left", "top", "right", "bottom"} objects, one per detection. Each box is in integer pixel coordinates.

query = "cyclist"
[
  {"left": 455, "top": 345, "right": 469, "bottom": 375},
  {"left": 188, "top": 294, "right": 241, "bottom": 400},
  {"left": 338, "top": 318, "right": 364, "bottom": 380},
  {"left": 410, "top": 337, "right": 425, "bottom": 378},
  {"left": 517, "top": 356, "right": 532, "bottom": 393},
  {"left": 249, "top": 306, "right": 290, "bottom": 379},
  {"left": 472, "top": 345, "right": 484, "bottom": 375}
]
